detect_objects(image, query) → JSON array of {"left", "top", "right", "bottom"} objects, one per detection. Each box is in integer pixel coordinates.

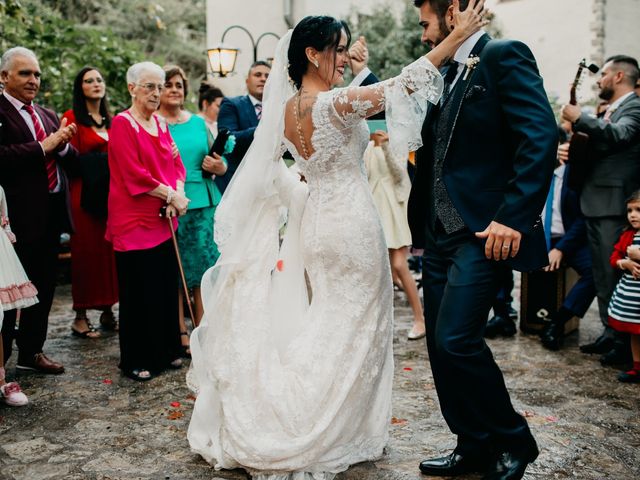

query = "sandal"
[
  {"left": 123, "top": 368, "right": 153, "bottom": 382},
  {"left": 169, "top": 358, "right": 183, "bottom": 369},
  {"left": 71, "top": 318, "right": 101, "bottom": 339},
  {"left": 99, "top": 311, "right": 119, "bottom": 332},
  {"left": 180, "top": 331, "right": 191, "bottom": 359}
]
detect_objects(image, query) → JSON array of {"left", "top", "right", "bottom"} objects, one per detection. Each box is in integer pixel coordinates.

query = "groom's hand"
[
  {"left": 475, "top": 221, "right": 522, "bottom": 261},
  {"left": 349, "top": 36, "right": 369, "bottom": 76}
]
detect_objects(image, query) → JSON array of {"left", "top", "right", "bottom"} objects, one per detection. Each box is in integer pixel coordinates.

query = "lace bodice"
[{"left": 285, "top": 56, "right": 443, "bottom": 175}]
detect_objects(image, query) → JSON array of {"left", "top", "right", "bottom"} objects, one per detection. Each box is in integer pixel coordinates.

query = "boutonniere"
[{"left": 462, "top": 55, "right": 480, "bottom": 81}]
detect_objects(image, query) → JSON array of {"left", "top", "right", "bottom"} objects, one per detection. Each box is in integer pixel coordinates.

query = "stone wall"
[{"left": 603, "top": 0, "right": 640, "bottom": 61}]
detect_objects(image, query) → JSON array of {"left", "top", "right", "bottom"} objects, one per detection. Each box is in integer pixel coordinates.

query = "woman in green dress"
[{"left": 158, "top": 65, "right": 227, "bottom": 356}]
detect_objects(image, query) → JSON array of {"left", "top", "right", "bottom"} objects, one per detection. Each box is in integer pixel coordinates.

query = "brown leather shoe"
[{"left": 17, "top": 353, "right": 65, "bottom": 374}]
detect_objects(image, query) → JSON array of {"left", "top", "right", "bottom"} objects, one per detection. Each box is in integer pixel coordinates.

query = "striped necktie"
[
  {"left": 255, "top": 103, "right": 262, "bottom": 121},
  {"left": 23, "top": 104, "right": 58, "bottom": 191}
]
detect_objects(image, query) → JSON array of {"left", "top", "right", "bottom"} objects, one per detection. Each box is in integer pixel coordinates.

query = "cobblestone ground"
[{"left": 1, "top": 278, "right": 639, "bottom": 480}]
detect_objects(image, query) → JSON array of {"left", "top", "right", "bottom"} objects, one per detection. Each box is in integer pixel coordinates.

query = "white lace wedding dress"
[{"left": 187, "top": 33, "right": 442, "bottom": 479}]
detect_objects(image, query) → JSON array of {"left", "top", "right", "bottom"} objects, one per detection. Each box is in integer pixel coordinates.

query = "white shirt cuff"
[{"left": 350, "top": 67, "right": 372, "bottom": 87}]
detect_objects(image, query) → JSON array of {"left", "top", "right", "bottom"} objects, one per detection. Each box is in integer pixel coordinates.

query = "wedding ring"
[{"left": 502, "top": 245, "right": 510, "bottom": 250}]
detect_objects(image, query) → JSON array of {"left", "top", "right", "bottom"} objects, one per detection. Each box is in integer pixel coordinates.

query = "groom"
[
  {"left": 410, "top": 1, "right": 556, "bottom": 479},
  {"left": 352, "top": 1, "right": 557, "bottom": 479}
]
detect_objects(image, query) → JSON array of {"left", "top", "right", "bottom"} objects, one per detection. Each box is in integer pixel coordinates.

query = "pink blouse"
[{"left": 106, "top": 112, "right": 186, "bottom": 252}]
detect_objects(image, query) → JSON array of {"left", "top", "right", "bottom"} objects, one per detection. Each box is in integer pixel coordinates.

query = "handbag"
[{"left": 79, "top": 151, "right": 109, "bottom": 218}]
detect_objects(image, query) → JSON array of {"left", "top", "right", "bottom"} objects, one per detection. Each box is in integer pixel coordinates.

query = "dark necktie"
[
  {"left": 255, "top": 103, "right": 262, "bottom": 121},
  {"left": 442, "top": 62, "right": 460, "bottom": 102},
  {"left": 23, "top": 104, "right": 58, "bottom": 191}
]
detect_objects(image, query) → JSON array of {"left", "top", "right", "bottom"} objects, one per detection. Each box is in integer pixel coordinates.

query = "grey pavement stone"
[{"left": 0, "top": 281, "right": 638, "bottom": 479}]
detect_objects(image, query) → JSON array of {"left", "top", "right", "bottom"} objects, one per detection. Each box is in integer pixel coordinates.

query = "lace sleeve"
[
  {"left": 384, "top": 57, "right": 443, "bottom": 161},
  {"left": 326, "top": 57, "right": 442, "bottom": 158}
]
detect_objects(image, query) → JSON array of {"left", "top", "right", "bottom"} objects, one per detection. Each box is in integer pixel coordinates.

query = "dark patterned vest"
[{"left": 430, "top": 74, "right": 466, "bottom": 234}]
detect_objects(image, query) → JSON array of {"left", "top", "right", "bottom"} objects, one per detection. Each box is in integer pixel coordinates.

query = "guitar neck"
[{"left": 570, "top": 63, "right": 585, "bottom": 106}]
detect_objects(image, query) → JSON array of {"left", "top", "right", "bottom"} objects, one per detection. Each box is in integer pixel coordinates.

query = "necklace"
[
  {"left": 293, "top": 89, "right": 311, "bottom": 160},
  {"left": 89, "top": 113, "right": 106, "bottom": 129},
  {"left": 164, "top": 110, "right": 188, "bottom": 125}
]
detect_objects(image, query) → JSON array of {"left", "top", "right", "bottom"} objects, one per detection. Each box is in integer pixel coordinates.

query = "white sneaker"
[{"left": 0, "top": 382, "right": 29, "bottom": 407}]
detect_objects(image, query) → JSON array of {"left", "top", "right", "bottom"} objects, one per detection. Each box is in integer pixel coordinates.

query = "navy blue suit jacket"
[
  {"left": 407, "top": 35, "right": 558, "bottom": 272},
  {"left": 216, "top": 95, "right": 259, "bottom": 193}
]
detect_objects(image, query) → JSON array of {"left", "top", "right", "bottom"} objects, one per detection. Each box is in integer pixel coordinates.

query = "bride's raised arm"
[{"left": 329, "top": 0, "right": 487, "bottom": 124}]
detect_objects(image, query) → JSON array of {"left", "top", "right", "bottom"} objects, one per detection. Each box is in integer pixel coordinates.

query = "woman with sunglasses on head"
[
  {"left": 62, "top": 67, "right": 118, "bottom": 339},
  {"left": 106, "top": 62, "right": 188, "bottom": 381}
]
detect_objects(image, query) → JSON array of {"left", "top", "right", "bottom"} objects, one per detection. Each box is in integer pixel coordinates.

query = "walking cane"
[{"left": 160, "top": 206, "right": 198, "bottom": 328}]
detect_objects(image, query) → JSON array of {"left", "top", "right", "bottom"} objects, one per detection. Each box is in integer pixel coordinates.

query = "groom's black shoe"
[
  {"left": 419, "top": 452, "right": 489, "bottom": 476},
  {"left": 481, "top": 443, "right": 539, "bottom": 480}
]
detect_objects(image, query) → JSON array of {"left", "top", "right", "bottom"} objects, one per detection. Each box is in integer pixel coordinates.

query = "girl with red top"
[
  {"left": 608, "top": 190, "right": 640, "bottom": 383},
  {"left": 62, "top": 67, "right": 118, "bottom": 338}
]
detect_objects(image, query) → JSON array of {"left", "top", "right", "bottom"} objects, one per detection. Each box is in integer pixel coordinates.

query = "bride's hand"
[{"left": 451, "top": 0, "right": 489, "bottom": 42}]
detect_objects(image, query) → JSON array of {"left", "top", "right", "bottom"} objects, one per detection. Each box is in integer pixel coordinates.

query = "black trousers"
[
  {"left": 584, "top": 217, "right": 625, "bottom": 331},
  {"left": 115, "top": 240, "right": 181, "bottom": 373},
  {"left": 422, "top": 224, "right": 535, "bottom": 455},
  {"left": 2, "top": 192, "right": 64, "bottom": 364}
]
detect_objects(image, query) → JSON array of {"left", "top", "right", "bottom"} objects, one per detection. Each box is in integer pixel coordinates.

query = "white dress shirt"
[
  {"left": 448, "top": 29, "right": 485, "bottom": 90},
  {"left": 541, "top": 164, "right": 566, "bottom": 238}
]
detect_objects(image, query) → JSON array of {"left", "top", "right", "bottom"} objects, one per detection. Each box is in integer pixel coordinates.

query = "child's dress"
[
  {"left": 0, "top": 186, "right": 38, "bottom": 317},
  {"left": 608, "top": 229, "right": 640, "bottom": 334}
]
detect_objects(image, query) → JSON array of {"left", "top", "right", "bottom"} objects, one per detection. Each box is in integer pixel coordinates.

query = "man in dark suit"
[
  {"left": 353, "top": 3, "right": 555, "bottom": 476},
  {"left": 538, "top": 156, "right": 596, "bottom": 350},
  {"left": 0, "top": 46, "right": 77, "bottom": 374},
  {"left": 561, "top": 55, "right": 640, "bottom": 366},
  {"left": 215, "top": 60, "right": 270, "bottom": 194},
  {"left": 405, "top": 2, "right": 557, "bottom": 478}
]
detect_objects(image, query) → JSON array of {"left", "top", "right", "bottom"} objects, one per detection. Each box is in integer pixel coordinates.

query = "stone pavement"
[{"left": 1, "top": 281, "right": 639, "bottom": 480}]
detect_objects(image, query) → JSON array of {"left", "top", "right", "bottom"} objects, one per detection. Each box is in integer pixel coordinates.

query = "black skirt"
[{"left": 115, "top": 240, "right": 181, "bottom": 372}]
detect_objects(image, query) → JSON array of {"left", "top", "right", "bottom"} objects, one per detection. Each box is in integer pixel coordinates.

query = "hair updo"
[{"left": 288, "top": 16, "right": 351, "bottom": 89}]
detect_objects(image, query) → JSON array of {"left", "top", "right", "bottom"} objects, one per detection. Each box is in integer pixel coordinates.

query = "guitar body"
[
  {"left": 565, "top": 59, "right": 599, "bottom": 191},
  {"left": 566, "top": 132, "right": 591, "bottom": 191}
]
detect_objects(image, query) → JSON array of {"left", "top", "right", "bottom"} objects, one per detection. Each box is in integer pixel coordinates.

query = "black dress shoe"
[
  {"left": 507, "top": 305, "right": 518, "bottom": 321},
  {"left": 600, "top": 347, "right": 632, "bottom": 367},
  {"left": 482, "top": 445, "right": 539, "bottom": 480},
  {"left": 580, "top": 335, "right": 614, "bottom": 354},
  {"left": 540, "top": 322, "right": 564, "bottom": 351},
  {"left": 485, "top": 315, "right": 517, "bottom": 339},
  {"left": 419, "top": 452, "right": 489, "bottom": 476}
]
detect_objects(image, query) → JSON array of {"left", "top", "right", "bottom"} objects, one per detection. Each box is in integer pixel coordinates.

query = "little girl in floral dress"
[{"left": 0, "top": 185, "right": 38, "bottom": 406}]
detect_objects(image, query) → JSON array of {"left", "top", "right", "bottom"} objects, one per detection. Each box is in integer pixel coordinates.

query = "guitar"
[{"left": 566, "top": 59, "right": 599, "bottom": 191}]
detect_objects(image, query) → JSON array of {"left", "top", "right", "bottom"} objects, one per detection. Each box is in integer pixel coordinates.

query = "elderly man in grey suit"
[{"left": 561, "top": 55, "right": 640, "bottom": 365}]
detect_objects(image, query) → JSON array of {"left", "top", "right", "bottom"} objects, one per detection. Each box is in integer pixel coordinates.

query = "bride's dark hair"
[{"left": 288, "top": 16, "right": 351, "bottom": 89}]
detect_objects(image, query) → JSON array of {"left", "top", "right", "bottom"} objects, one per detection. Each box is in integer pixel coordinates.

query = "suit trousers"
[
  {"left": 422, "top": 223, "right": 535, "bottom": 455},
  {"left": 2, "top": 192, "right": 65, "bottom": 363},
  {"left": 549, "top": 238, "right": 596, "bottom": 318},
  {"left": 584, "top": 217, "right": 626, "bottom": 334}
]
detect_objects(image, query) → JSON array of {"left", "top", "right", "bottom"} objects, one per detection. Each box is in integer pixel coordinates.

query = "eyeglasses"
[
  {"left": 136, "top": 82, "right": 165, "bottom": 93},
  {"left": 83, "top": 77, "right": 104, "bottom": 84}
]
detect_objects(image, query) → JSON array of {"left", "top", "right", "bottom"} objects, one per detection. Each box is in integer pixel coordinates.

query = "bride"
[{"left": 187, "top": 2, "right": 486, "bottom": 479}]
